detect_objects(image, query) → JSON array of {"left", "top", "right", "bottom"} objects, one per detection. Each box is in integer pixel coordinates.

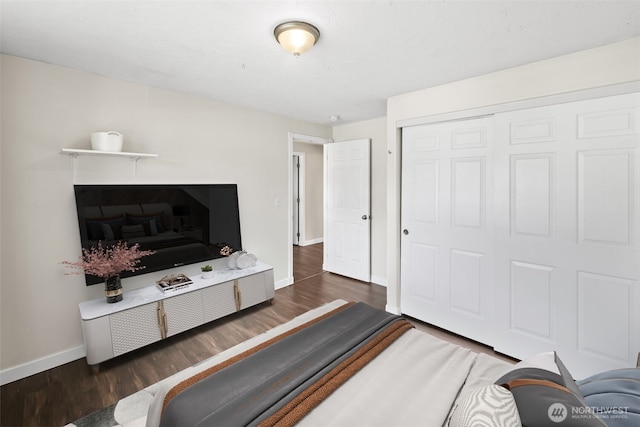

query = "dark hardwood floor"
[{"left": 0, "top": 243, "right": 510, "bottom": 426}]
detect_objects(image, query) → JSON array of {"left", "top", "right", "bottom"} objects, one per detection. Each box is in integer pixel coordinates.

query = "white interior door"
[
  {"left": 324, "top": 139, "right": 371, "bottom": 282},
  {"left": 493, "top": 92, "right": 640, "bottom": 378},
  {"left": 401, "top": 117, "right": 495, "bottom": 345}
]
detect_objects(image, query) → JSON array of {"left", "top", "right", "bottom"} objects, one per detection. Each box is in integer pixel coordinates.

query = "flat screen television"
[{"left": 73, "top": 184, "right": 242, "bottom": 285}]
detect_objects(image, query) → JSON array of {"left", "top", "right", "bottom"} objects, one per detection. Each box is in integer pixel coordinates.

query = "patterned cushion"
[{"left": 448, "top": 384, "right": 522, "bottom": 427}]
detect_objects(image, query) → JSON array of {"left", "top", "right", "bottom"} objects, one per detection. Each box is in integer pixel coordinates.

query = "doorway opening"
[
  {"left": 287, "top": 132, "right": 332, "bottom": 285},
  {"left": 293, "top": 242, "right": 324, "bottom": 282}
]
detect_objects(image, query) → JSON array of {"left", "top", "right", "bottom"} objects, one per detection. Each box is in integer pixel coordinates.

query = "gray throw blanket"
[{"left": 159, "top": 302, "right": 410, "bottom": 427}]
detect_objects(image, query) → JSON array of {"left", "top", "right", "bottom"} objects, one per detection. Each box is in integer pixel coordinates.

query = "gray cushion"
[
  {"left": 577, "top": 368, "right": 640, "bottom": 427},
  {"left": 495, "top": 352, "right": 606, "bottom": 426}
]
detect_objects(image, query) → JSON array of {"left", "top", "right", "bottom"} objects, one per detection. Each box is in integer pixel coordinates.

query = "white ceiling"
[{"left": 1, "top": 1, "right": 639, "bottom": 126}]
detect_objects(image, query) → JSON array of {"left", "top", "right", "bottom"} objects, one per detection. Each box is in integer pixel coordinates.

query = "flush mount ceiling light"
[{"left": 274, "top": 21, "right": 320, "bottom": 57}]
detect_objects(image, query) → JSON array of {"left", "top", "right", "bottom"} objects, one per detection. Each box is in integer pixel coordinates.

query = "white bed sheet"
[{"left": 300, "top": 330, "right": 511, "bottom": 427}]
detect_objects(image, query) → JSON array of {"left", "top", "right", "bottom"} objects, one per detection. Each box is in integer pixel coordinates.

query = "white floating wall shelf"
[{"left": 61, "top": 148, "right": 159, "bottom": 182}]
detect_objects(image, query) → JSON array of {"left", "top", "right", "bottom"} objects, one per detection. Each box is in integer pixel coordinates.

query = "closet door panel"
[
  {"left": 509, "top": 261, "right": 554, "bottom": 342},
  {"left": 494, "top": 92, "right": 639, "bottom": 378},
  {"left": 401, "top": 92, "right": 638, "bottom": 377},
  {"left": 510, "top": 154, "right": 555, "bottom": 238},
  {"left": 578, "top": 150, "right": 632, "bottom": 246},
  {"left": 450, "top": 249, "right": 484, "bottom": 317},
  {"left": 401, "top": 124, "right": 445, "bottom": 323},
  {"left": 563, "top": 95, "right": 638, "bottom": 376},
  {"left": 577, "top": 272, "right": 635, "bottom": 364},
  {"left": 452, "top": 158, "right": 485, "bottom": 229},
  {"left": 495, "top": 100, "right": 573, "bottom": 368},
  {"left": 401, "top": 117, "right": 495, "bottom": 345}
]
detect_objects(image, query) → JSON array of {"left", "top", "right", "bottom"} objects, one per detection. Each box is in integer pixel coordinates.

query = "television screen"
[{"left": 73, "top": 184, "right": 242, "bottom": 285}]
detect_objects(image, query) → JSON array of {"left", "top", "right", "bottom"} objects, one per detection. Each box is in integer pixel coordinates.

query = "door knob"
[
  {"left": 362, "top": 215, "right": 369, "bottom": 220},
  {"left": 403, "top": 229, "right": 409, "bottom": 235}
]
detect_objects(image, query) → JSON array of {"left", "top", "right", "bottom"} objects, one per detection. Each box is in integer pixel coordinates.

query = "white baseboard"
[
  {"left": 298, "top": 238, "right": 323, "bottom": 246},
  {"left": 275, "top": 276, "right": 293, "bottom": 290},
  {"left": 0, "top": 345, "right": 85, "bottom": 386}
]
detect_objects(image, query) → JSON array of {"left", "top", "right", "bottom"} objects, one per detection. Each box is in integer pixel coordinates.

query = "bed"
[{"left": 142, "top": 300, "right": 637, "bottom": 427}]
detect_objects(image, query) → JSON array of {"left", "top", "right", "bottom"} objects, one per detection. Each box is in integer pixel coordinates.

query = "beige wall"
[
  {"left": 292, "top": 141, "right": 324, "bottom": 244},
  {"left": 385, "top": 37, "right": 640, "bottom": 313},
  {"left": 333, "top": 117, "right": 387, "bottom": 285},
  {"left": 0, "top": 55, "right": 331, "bottom": 380}
]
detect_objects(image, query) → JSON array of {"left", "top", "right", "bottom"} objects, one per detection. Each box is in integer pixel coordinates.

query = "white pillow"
[{"left": 448, "top": 384, "right": 522, "bottom": 427}]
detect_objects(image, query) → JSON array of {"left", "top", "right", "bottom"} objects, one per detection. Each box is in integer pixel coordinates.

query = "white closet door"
[
  {"left": 493, "top": 93, "right": 640, "bottom": 378},
  {"left": 401, "top": 117, "right": 495, "bottom": 345}
]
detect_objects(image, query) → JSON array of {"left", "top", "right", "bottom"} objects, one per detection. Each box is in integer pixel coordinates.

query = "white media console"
[{"left": 78, "top": 261, "right": 275, "bottom": 365}]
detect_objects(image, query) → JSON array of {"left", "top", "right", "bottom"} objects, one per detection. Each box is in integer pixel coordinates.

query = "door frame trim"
[
  {"left": 292, "top": 152, "right": 306, "bottom": 246},
  {"left": 287, "top": 132, "right": 332, "bottom": 287},
  {"left": 398, "top": 81, "right": 640, "bottom": 129}
]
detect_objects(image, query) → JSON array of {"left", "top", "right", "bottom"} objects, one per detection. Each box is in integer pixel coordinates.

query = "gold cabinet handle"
[
  {"left": 157, "top": 301, "right": 167, "bottom": 339},
  {"left": 234, "top": 280, "right": 241, "bottom": 311},
  {"left": 162, "top": 313, "right": 168, "bottom": 338}
]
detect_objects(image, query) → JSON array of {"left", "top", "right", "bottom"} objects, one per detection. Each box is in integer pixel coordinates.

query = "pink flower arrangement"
[{"left": 62, "top": 241, "right": 155, "bottom": 278}]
